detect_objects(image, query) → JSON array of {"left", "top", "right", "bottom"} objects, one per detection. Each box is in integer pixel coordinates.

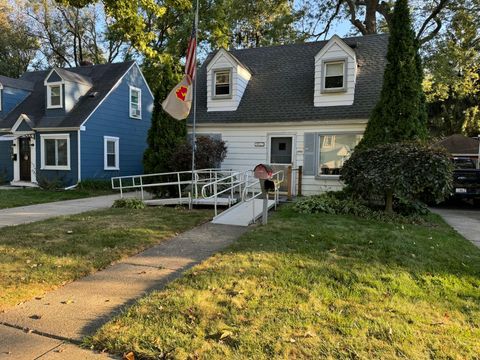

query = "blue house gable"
[{"left": 0, "top": 62, "right": 154, "bottom": 187}]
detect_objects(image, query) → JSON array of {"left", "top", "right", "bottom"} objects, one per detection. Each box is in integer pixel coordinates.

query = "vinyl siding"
[
  {"left": 189, "top": 121, "right": 366, "bottom": 195},
  {"left": 81, "top": 65, "right": 153, "bottom": 180},
  {"left": 0, "top": 136, "right": 13, "bottom": 182},
  {"left": 0, "top": 87, "right": 30, "bottom": 118}
]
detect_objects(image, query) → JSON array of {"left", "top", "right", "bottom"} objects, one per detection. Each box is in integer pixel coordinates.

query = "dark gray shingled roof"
[
  {"left": 0, "top": 75, "right": 34, "bottom": 91},
  {"left": 0, "top": 61, "right": 135, "bottom": 130},
  {"left": 189, "top": 33, "right": 388, "bottom": 124},
  {"left": 52, "top": 68, "right": 93, "bottom": 86}
]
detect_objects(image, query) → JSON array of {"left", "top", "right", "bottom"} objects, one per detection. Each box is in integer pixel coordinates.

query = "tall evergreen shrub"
[{"left": 360, "top": 0, "right": 428, "bottom": 148}]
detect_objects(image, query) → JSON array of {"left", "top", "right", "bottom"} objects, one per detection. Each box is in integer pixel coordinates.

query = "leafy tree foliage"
[
  {"left": 300, "top": 0, "right": 450, "bottom": 44},
  {"left": 168, "top": 136, "right": 228, "bottom": 171},
  {"left": 0, "top": 2, "right": 38, "bottom": 77},
  {"left": 26, "top": 0, "right": 127, "bottom": 68},
  {"left": 360, "top": 0, "right": 428, "bottom": 148},
  {"left": 423, "top": 4, "right": 480, "bottom": 137},
  {"left": 143, "top": 61, "right": 186, "bottom": 175},
  {"left": 340, "top": 142, "right": 453, "bottom": 213}
]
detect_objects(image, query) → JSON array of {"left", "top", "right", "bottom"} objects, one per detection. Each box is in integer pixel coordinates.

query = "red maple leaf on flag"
[{"left": 176, "top": 86, "right": 188, "bottom": 101}]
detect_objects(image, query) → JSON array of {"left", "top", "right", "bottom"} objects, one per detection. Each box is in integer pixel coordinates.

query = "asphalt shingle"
[{"left": 189, "top": 34, "right": 388, "bottom": 124}]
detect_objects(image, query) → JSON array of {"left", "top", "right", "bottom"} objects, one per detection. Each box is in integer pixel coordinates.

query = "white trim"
[
  {"left": 80, "top": 62, "right": 152, "bottom": 128},
  {"left": 43, "top": 68, "right": 66, "bottom": 86},
  {"left": 213, "top": 69, "right": 233, "bottom": 99},
  {"left": 267, "top": 133, "right": 297, "bottom": 195},
  {"left": 77, "top": 130, "right": 81, "bottom": 181},
  {"left": 134, "top": 62, "right": 154, "bottom": 99},
  {"left": 12, "top": 138, "right": 19, "bottom": 182},
  {"left": 104, "top": 136, "right": 120, "bottom": 170},
  {"left": 322, "top": 59, "right": 347, "bottom": 93},
  {"left": 40, "top": 133, "right": 71, "bottom": 170},
  {"left": 30, "top": 136, "right": 36, "bottom": 184},
  {"left": 33, "top": 127, "right": 79, "bottom": 131},
  {"left": 190, "top": 119, "right": 369, "bottom": 128},
  {"left": 129, "top": 86, "right": 142, "bottom": 119},
  {"left": 11, "top": 114, "right": 32, "bottom": 133},
  {"left": 0, "top": 84, "right": 2, "bottom": 112},
  {"left": 46, "top": 83, "right": 63, "bottom": 109},
  {"left": 12, "top": 136, "right": 36, "bottom": 183},
  {"left": 314, "top": 35, "right": 356, "bottom": 62}
]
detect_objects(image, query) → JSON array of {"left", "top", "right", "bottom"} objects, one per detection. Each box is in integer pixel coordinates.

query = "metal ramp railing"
[
  {"left": 111, "top": 168, "right": 284, "bottom": 226},
  {"left": 210, "top": 170, "right": 284, "bottom": 226},
  {"left": 111, "top": 169, "right": 241, "bottom": 206}
]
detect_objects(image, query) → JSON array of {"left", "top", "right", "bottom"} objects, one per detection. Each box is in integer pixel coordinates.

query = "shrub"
[
  {"left": 77, "top": 179, "right": 112, "bottom": 191},
  {"left": 340, "top": 142, "right": 453, "bottom": 212},
  {"left": 112, "top": 198, "right": 145, "bottom": 209},
  {"left": 37, "top": 175, "right": 66, "bottom": 190},
  {"left": 293, "top": 192, "right": 428, "bottom": 224},
  {"left": 169, "top": 136, "right": 228, "bottom": 171}
]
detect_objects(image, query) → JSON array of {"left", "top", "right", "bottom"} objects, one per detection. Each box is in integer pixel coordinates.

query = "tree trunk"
[{"left": 385, "top": 190, "right": 394, "bottom": 213}]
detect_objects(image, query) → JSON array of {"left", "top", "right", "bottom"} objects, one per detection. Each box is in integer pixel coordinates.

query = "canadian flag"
[{"left": 161, "top": 75, "right": 193, "bottom": 120}]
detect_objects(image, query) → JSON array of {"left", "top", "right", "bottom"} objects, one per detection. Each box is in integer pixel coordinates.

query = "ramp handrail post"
[
  {"left": 140, "top": 176, "right": 144, "bottom": 201},
  {"left": 177, "top": 172, "right": 182, "bottom": 199},
  {"left": 195, "top": 172, "right": 199, "bottom": 199},
  {"left": 119, "top": 178, "right": 123, "bottom": 198},
  {"left": 214, "top": 181, "right": 218, "bottom": 217}
]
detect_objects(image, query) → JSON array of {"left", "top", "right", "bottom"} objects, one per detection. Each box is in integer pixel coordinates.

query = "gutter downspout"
[{"left": 65, "top": 129, "right": 81, "bottom": 191}]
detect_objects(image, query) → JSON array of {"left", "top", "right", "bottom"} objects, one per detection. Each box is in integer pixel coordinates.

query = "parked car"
[{"left": 452, "top": 157, "right": 480, "bottom": 205}]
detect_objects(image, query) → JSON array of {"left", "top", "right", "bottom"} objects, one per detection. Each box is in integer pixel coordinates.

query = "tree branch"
[{"left": 416, "top": 0, "right": 450, "bottom": 43}]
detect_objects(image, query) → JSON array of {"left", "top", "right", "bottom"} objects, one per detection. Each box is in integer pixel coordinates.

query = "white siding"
[
  {"left": 207, "top": 50, "right": 251, "bottom": 112},
  {"left": 191, "top": 121, "right": 366, "bottom": 196},
  {"left": 314, "top": 38, "right": 357, "bottom": 107}
]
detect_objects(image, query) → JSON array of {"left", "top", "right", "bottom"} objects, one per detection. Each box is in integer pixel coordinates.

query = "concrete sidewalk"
[
  {"left": 0, "top": 194, "right": 125, "bottom": 228},
  {"left": 0, "top": 222, "right": 248, "bottom": 359},
  {"left": 431, "top": 207, "right": 480, "bottom": 248}
]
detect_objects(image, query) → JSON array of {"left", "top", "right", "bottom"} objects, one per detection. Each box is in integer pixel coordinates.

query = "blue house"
[{"left": 0, "top": 61, "right": 154, "bottom": 187}]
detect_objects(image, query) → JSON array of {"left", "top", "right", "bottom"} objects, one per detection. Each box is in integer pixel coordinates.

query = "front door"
[
  {"left": 269, "top": 136, "right": 294, "bottom": 193},
  {"left": 19, "top": 137, "right": 31, "bottom": 182}
]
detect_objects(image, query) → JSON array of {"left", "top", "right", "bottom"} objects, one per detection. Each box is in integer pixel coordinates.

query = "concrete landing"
[{"left": 0, "top": 222, "right": 247, "bottom": 359}]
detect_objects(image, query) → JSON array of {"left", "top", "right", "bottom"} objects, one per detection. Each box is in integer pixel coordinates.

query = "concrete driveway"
[{"left": 431, "top": 207, "right": 480, "bottom": 248}]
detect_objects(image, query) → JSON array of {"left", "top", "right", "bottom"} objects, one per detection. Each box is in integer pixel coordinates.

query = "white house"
[{"left": 188, "top": 34, "right": 388, "bottom": 195}]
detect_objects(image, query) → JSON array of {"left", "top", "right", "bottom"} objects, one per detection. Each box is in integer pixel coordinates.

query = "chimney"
[{"left": 80, "top": 59, "right": 94, "bottom": 67}]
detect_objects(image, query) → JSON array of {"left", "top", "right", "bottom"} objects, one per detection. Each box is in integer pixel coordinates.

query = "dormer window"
[
  {"left": 129, "top": 86, "right": 142, "bottom": 119},
  {"left": 322, "top": 60, "right": 346, "bottom": 93},
  {"left": 213, "top": 69, "right": 232, "bottom": 98},
  {"left": 47, "top": 84, "right": 63, "bottom": 109}
]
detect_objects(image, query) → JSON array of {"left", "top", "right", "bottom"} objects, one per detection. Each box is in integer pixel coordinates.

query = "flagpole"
[{"left": 191, "top": 0, "right": 199, "bottom": 198}]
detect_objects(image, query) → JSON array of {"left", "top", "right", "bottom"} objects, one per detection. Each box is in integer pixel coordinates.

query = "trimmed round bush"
[{"left": 340, "top": 142, "right": 453, "bottom": 212}]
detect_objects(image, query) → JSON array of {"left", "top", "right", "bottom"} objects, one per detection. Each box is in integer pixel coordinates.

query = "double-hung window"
[
  {"left": 41, "top": 134, "right": 70, "bottom": 170},
  {"left": 47, "top": 84, "right": 63, "bottom": 108},
  {"left": 213, "top": 69, "right": 231, "bottom": 98},
  {"left": 322, "top": 60, "right": 346, "bottom": 92},
  {"left": 104, "top": 136, "right": 119, "bottom": 170},
  {"left": 129, "top": 86, "right": 142, "bottom": 119},
  {"left": 318, "top": 133, "right": 362, "bottom": 176}
]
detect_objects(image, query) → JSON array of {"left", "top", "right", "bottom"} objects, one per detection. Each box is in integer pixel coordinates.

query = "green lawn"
[
  {"left": 89, "top": 206, "right": 480, "bottom": 360},
  {"left": 0, "top": 207, "right": 212, "bottom": 310},
  {"left": 0, "top": 188, "right": 117, "bottom": 209}
]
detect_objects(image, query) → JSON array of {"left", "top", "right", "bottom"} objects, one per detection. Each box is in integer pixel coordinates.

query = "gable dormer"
[
  {"left": 207, "top": 49, "right": 252, "bottom": 112},
  {"left": 44, "top": 68, "right": 92, "bottom": 113},
  {"left": 314, "top": 35, "right": 357, "bottom": 107}
]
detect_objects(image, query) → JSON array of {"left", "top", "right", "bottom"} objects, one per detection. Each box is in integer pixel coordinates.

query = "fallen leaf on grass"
[
  {"left": 29, "top": 314, "right": 42, "bottom": 320},
  {"left": 219, "top": 330, "right": 233, "bottom": 340},
  {"left": 123, "top": 351, "right": 135, "bottom": 360},
  {"left": 61, "top": 299, "right": 75, "bottom": 304}
]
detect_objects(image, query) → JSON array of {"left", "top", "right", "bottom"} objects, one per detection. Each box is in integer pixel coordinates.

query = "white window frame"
[
  {"left": 212, "top": 69, "right": 233, "bottom": 99},
  {"left": 0, "top": 83, "right": 3, "bottom": 111},
  {"left": 40, "top": 133, "right": 70, "bottom": 170},
  {"left": 321, "top": 59, "right": 347, "bottom": 93},
  {"left": 129, "top": 86, "right": 142, "bottom": 119},
  {"left": 47, "top": 83, "right": 63, "bottom": 109},
  {"left": 104, "top": 136, "right": 120, "bottom": 170},
  {"left": 316, "top": 132, "right": 363, "bottom": 179}
]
